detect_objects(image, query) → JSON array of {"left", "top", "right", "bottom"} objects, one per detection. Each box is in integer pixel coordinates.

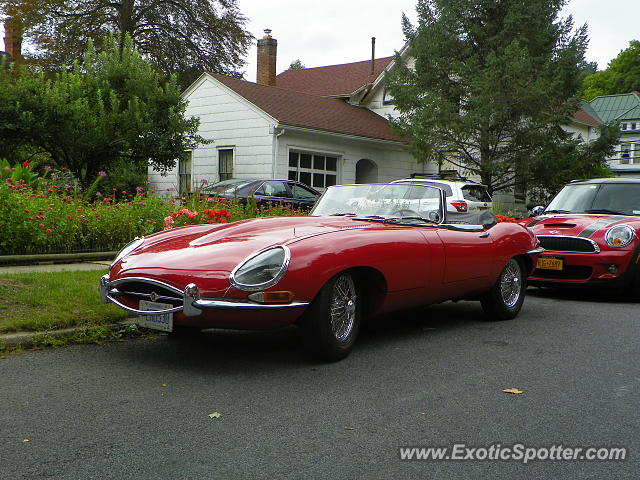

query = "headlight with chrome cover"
[
  {"left": 230, "top": 246, "right": 290, "bottom": 291},
  {"left": 111, "top": 237, "right": 144, "bottom": 267},
  {"left": 605, "top": 225, "right": 635, "bottom": 248}
]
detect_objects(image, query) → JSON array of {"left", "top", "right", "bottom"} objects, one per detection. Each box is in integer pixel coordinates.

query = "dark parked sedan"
[{"left": 203, "top": 179, "right": 321, "bottom": 209}]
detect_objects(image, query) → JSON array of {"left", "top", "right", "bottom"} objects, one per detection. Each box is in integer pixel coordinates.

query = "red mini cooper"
[{"left": 523, "top": 178, "right": 640, "bottom": 299}]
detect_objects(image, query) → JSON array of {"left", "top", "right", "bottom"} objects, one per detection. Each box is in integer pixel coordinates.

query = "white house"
[{"left": 150, "top": 32, "right": 432, "bottom": 195}]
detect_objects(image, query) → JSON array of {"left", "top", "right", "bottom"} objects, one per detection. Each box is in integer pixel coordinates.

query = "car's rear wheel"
[
  {"left": 480, "top": 258, "right": 525, "bottom": 320},
  {"left": 300, "top": 272, "right": 361, "bottom": 362}
]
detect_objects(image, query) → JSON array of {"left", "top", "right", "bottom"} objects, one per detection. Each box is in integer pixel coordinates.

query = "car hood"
[
  {"left": 522, "top": 213, "right": 640, "bottom": 238},
  {"left": 111, "top": 216, "right": 375, "bottom": 278}
]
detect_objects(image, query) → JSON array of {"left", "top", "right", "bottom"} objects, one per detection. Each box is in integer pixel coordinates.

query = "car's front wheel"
[
  {"left": 300, "top": 271, "right": 361, "bottom": 362},
  {"left": 480, "top": 258, "right": 525, "bottom": 320}
]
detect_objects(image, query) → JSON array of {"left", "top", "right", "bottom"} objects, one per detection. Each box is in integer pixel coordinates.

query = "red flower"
[{"left": 22, "top": 161, "right": 30, "bottom": 168}]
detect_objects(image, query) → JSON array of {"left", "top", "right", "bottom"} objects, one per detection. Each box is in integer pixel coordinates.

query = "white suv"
[{"left": 392, "top": 172, "right": 493, "bottom": 213}]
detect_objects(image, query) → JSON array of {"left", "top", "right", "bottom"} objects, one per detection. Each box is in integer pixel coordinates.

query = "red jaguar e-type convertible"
[{"left": 100, "top": 183, "right": 541, "bottom": 361}]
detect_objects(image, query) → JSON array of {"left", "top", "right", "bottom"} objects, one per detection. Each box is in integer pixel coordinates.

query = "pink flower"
[
  {"left": 98, "top": 171, "right": 107, "bottom": 178},
  {"left": 45, "top": 229, "right": 52, "bottom": 234}
]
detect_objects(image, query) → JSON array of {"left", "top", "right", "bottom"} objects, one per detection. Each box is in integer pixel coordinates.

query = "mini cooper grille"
[
  {"left": 114, "top": 281, "right": 183, "bottom": 306},
  {"left": 537, "top": 236, "right": 598, "bottom": 253},
  {"left": 532, "top": 266, "right": 592, "bottom": 280}
]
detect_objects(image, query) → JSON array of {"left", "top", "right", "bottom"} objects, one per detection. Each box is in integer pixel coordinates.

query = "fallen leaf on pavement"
[
  {"left": 343, "top": 426, "right": 354, "bottom": 430},
  {"left": 22, "top": 439, "right": 31, "bottom": 443},
  {"left": 208, "top": 412, "right": 222, "bottom": 419},
  {"left": 502, "top": 388, "right": 524, "bottom": 394}
]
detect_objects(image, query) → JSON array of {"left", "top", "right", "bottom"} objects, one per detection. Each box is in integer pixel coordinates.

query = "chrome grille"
[
  {"left": 537, "top": 235, "right": 599, "bottom": 253},
  {"left": 109, "top": 278, "right": 183, "bottom": 306}
]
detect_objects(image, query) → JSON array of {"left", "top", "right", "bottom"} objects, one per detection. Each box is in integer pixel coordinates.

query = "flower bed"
[{"left": 1, "top": 166, "right": 307, "bottom": 255}]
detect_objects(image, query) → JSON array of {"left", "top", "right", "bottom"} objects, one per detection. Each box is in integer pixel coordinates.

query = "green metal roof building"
[{"left": 589, "top": 92, "right": 640, "bottom": 176}]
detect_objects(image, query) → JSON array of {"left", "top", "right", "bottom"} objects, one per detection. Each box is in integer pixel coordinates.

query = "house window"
[
  {"left": 620, "top": 144, "right": 631, "bottom": 164},
  {"left": 382, "top": 88, "right": 395, "bottom": 105},
  {"left": 218, "top": 149, "right": 234, "bottom": 181},
  {"left": 178, "top": 152, "right": 192, "bottom": 195},
  {"left": 288, "top": 151, "right": 338, "bottom": 189},
  {"left": 632, "top": 123, "right": 637, "bottom": 131},
  {"left": 633, "top": 143, "right": 640, "bottom": 164},
  {"left": 622, "top": 123, "right": 628, "bottom": 131}
]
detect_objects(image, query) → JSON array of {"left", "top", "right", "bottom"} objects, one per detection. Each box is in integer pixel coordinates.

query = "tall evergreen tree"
[
  {"left": 386, "top": 0, "right": 611, "bottom": 198},
  {"left": 1, "top": 0, "right": 252, "bottom": 86}
]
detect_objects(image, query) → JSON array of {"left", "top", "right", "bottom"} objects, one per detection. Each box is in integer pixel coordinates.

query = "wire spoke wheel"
[
  {"left": 301, "top": 271, "right": 362, "bottom": 361},
  {"left": 329, "top": 274, "right": 357, "bottom": 342},
  {"left": 481, "top": 258, "right": 525, "bottom": 321},
  {"left": 500, "top": 259, "right": 522, "bottom": 308}
]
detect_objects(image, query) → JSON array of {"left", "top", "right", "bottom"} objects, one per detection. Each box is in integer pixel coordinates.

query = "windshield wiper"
[
  {"left": 330, "top": 213, "right": 356, "bottom": 216},
  {"left": 582, "top": 209, "right": 626, "bottom": 215},
  {"left": 384, "top": 216, "right": 436, "bottom": 224},
  {"left": 543, "top": 209, "right": 571, "bottom": 214}
]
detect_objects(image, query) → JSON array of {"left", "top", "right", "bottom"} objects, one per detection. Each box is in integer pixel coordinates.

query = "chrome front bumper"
[{"left": 100, "top": 275, "right": 309, "bottom": 317}]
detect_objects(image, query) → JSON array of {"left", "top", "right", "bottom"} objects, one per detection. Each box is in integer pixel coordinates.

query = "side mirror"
[{"left": 531, "top": 206, "right": 545, "bottom": 216}]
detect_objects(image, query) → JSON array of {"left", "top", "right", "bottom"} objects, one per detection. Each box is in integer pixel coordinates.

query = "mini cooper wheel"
[
  {"left": 480, "top": 258, "right": 525, "bottom": 321},
  {"left": 300, "top": 272, "right": 361, "bottom": 362}
]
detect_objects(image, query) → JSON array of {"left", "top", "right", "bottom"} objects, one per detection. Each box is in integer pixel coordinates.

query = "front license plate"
[
  {"left": 138, "top": 300, "right": 174, "bottom": 332},
  {"left": 536, "top": 256, "right": 564, "bottom": 271}
]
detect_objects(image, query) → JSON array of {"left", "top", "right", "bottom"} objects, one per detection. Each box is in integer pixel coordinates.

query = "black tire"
[
  {"left": 300, "top": 272, "right": 362, "bottom": 362},
  {"left": 480, "top": 258, "right": 525, "bottom": 321}
]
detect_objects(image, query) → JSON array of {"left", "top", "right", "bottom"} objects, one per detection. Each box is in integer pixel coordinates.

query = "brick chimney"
[{"left": 257, "top": 29, "right": 277, "bottom": 86}]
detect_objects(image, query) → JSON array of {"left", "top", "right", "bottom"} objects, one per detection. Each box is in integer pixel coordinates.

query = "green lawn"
[{"left": 0, "top": 269, "right": 130, "bottom": 333}]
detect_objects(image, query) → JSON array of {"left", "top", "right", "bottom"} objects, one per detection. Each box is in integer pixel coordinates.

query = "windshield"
[
  {"left": 546, "top": 183, "right": 640, "bottom": 215},
  {"left": 205, "top": 179, "right": 253, "bottom": 194},
  {"left": 310, "top": 183, "right": 443, "bottom": 221}
]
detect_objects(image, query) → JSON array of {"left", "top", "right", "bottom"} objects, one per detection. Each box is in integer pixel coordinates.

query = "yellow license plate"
[{"left": 536, "top": 257, "right": 563, "bottom": 271}]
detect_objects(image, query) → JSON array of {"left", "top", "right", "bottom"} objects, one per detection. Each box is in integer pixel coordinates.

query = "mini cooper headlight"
[
  {"left": 111, "top": 237, "right": 144, "bottom": 267},
  {"left": 230, "top": 246, "right": 290, "bottom": 291},
  {"left": 605, "top": 225, "right": 635, "bottom": 248}
]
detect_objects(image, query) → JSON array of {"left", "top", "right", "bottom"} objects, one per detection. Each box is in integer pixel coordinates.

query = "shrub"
[{"left": 0, "top": 181, "right": 307, "bottom": 255}]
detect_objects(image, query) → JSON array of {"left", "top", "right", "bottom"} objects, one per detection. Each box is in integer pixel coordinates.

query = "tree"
[
  {"left": 288, "top": 59, "right": 305, "bottom": 70},
  {"left": 527, "top": 123, "right": 618, "bottom": 205},
  {"left": 386, "top": 0, "right": 607, "bottom": 198},
  {"left": 582, "top": 40, "right": 640, "bottom": 101},
  {"left": 0, "top": 35, "right": 207, "bottom": 183},
  {"left": 1, "top": 0, "right": 252, "bottom": 86}
]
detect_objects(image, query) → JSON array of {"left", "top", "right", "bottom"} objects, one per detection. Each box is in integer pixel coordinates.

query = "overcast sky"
[
  {"left": 1, "top": 0, "right": 637, "bottom": 80},
  {"left": 238, "top": 0, "right": 639, "bottom": 80}
]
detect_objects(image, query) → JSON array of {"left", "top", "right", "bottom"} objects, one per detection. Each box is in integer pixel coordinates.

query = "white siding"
[
  {"left": 364, "top": 82, "right": 400, "bottom": 119},
  {"left": 148, "top": 76, "right": 275, "bottom": 195}
]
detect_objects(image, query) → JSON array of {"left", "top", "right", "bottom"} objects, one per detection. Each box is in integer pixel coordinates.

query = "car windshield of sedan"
[
  {"left": 546, "top": 183, "right": 640, "bottom": 216},
  {"left": 204, "top": 179, "right": 254, "bottom": 194},
  {"left": 310, "top": 183, "right": 443, "bottom": 222}
]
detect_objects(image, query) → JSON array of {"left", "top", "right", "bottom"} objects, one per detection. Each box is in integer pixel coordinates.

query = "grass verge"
[
  {"left": 0, "top": 269, "right": 151, "bottom": 354},
  {"left": 0, "top": 269, "right": 129, "bottom": 333}
]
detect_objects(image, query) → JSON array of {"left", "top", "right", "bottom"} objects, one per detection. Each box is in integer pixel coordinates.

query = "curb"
[
  {"left": 0, "top": 251, "right": 117, "bottom": 266},
  {"left": 0, "top": 319, "right": 138, "bottom": 349}
]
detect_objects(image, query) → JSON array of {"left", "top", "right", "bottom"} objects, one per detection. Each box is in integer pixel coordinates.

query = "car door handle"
[{"left": 479, "top": 232, "right": 490, "bottom": 238}]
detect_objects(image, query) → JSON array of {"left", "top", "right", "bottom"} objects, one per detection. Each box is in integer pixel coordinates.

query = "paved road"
[{"left": 1, "top": 288, "right": 638, "bottom": 479}]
